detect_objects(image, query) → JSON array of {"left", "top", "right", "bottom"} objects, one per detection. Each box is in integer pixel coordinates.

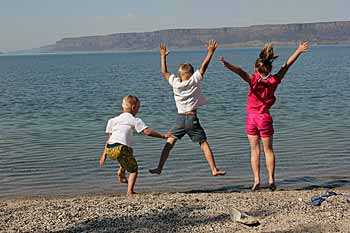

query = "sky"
[{"left": 0, "top": 0, "right": 349, "bottom": 52}]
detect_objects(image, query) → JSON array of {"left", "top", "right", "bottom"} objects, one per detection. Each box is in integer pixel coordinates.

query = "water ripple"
[{"left": 1, "top": 46, "right": 350, "bottom": 197}]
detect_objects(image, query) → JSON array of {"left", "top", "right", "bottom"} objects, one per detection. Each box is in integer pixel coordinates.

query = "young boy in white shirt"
[
  {"left": 149, "top": 40, "right": 225, "bottom": 177},
  {"left": 100, "top": 95, "right": 170, "bottom": 196}
]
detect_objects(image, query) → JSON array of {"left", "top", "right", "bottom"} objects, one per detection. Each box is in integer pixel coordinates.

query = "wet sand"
[{"left": 1, "top": 188, "right": 349, "bottom": 233}]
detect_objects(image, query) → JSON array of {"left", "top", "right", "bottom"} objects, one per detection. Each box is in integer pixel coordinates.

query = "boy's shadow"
[{"left": 54, "top": 204, "right": 230, "bottom": 233}]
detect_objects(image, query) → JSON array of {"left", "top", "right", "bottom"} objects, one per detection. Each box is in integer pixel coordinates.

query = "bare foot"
[
  {"left": 269, "top": 183, "right": 276, "bottom": 191},
  {"left": 212, "top": 169, "right": 226, "bottom": 176},
  {"left": 127, "top": 191, "right": 137, "bottom": 199},
  {"left": 251, "top": 183, "right": 260, "bottom": 192},
  {"left": 149, "top": 168, "right": 161, "bottom": 175}
]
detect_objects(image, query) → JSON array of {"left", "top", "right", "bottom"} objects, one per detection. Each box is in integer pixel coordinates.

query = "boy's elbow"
[
  {"left": 142, "top": 128, "right": 151, "bottom": 135},
  {"left": 199, "top": 67, "right": 206, "bottom": 77},
  {"left": 162, "top": 72, "right": 170, "bottom": 80}
]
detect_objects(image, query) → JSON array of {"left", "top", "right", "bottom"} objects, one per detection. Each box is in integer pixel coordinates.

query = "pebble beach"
[{"left": 1, "top": 188, "right": 349, "bottom": 233}]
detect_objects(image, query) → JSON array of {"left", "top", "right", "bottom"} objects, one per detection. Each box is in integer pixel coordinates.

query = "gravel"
[{"left": 1, "top": 189, "right": 349, "bottom": 233}]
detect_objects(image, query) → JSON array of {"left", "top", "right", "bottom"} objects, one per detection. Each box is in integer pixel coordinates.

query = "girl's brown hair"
[{"left": 255, "top": 43, "right": 278, "bottom": 75}]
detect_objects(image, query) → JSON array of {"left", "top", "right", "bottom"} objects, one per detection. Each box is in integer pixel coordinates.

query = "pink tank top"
[{"left": 246, "top": 72, "right": 281, "bottom": 114}]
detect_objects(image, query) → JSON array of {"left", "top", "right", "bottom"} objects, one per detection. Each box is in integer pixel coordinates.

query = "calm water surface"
[{"left": 0, "top": 46, "right": 349, "bottom": 198}]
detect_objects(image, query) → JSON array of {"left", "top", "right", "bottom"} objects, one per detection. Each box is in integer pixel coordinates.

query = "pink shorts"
[{"left": 246, "top": 113, "right": 274, "bottom": 138}]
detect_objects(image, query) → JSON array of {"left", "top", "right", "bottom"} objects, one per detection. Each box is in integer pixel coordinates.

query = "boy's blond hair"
[
  {"left": 122, "top": 95, "right": 140, "bottom": 111},
  {"left": 178, "top": 63, "right": 194, "bottom": 79}
]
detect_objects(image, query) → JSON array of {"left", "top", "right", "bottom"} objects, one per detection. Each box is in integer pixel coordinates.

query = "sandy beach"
[{"left": 1, "top": 188, "right": 349, "bottom": 233}]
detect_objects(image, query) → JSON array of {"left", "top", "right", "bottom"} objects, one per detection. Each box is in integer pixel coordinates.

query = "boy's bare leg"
[
  {"left": 117, "top": 166, "right": 128, "bottom": 184},
  {"left": 248, "top": 135, "right": 261, "bottom": 191},
  {"left": 127, "top": 172, "right": 137, "bottom": 196},
  {"left": 149, "top": 137, "right": 176, "bottom": 174},
  {"left": 199, "top": 140, "right": 225, "bottom": 176},
  {"left": 262, "top": 137, "right": 276, "bottom": 190}
]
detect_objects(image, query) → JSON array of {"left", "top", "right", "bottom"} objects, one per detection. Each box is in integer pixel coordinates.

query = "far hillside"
[{"left": 37, "top": 21, "right": 350, "bottom": 53}]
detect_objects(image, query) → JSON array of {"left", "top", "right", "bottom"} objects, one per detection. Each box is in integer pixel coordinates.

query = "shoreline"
[
  {"left": 2, "top": 183, "right": 349, "bottom": 201},
  {"left": 1, "top": 188, "right": 349, "bottom": 233}
]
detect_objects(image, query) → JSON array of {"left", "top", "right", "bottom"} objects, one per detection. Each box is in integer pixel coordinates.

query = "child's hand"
[
  {"left": 162, "top": 132, "right": 172, "bottom": 139},
  {"left": 207, "top": 39, "right": 218, "bottom": 53},
  {"left": 100, "top": 154, "right": 106, "bottom": 168},
  {"left": 297, "top": 41, "right": 309, "bottom": 53},
  {"left": 220, "top": 56, "right": 226, "bottom": 66},
  {"left": 160, "top": 43, "right": 170, "bottom": 57}
]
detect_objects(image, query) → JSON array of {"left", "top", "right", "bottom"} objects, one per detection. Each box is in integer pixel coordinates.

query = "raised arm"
[
  {"left": 220, "top": 56, "right": 253, "bottom": 83},
  {"left": 276, "top": 41, "right": 309, "bottom": 80},
  {"left": 160, "top": 43, "right": 171, "bottom": 80},
  {"left": 199, "top": 39, "right": 218, "bottom": 77}
]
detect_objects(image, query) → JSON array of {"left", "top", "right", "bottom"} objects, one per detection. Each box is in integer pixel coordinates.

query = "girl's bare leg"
[
  {"left": 248, "top": 135, "right": 261, "bottom": 190},
  {"left": 261, "top": 137, "right": 276, "bottom": 190}
]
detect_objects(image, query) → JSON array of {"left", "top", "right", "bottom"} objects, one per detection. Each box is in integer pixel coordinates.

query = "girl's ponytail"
[{"left": 255, "top": 43, "right": 278, "bottom": 75}]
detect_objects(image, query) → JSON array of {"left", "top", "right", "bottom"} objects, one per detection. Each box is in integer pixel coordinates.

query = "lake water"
[{"left": 1, "top": 46, "right": 349, "bottom": 198}]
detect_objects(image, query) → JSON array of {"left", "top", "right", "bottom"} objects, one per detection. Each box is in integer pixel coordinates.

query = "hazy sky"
[{"left": 0, "top": 0, "right": 349, "bottom": 51}]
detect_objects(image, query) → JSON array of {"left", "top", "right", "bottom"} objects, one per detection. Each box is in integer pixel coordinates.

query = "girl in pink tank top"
[{"left": 221, "top": 41, "right": 309, "bottom": 191}]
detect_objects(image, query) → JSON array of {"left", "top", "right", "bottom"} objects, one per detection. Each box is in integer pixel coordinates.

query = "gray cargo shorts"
[{"left": 170, "top": 114, "right": 207, "bottom": 143}]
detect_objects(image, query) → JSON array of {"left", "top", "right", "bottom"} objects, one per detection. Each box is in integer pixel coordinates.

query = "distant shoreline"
[
  {"left": 12, "top": 20, "right": 350, "bottom": 54},
  {"left": 3, "top": 43, "right": 350, "bottom": 56}
]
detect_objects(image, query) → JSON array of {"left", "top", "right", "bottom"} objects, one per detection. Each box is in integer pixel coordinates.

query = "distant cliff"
[{"left": 42, "top": 21, "right": 350, "bottom": 52}]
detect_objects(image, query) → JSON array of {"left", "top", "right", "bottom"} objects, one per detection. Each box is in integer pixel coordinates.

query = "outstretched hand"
[
  {"left": 160, "top": 43, "right": 170, "bottom": 57},
  {"left": 163, "top": 131, "right": 173, "bottom": 139},
  {"left": 297, "top": 41, "right": 309, "bottom": 53},
  {"left": 207, "top": 39, "right": 218, "bottom": 53}
]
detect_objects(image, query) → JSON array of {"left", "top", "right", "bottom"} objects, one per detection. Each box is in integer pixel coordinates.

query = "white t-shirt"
[
  {"left": 105, "top": 112, "right": 148, "bottom": 147},
  {"left": 168, "top": 70, "right": 208, "bottom": 113}
]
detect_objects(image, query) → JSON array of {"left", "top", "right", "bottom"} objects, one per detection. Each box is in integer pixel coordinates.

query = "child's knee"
[
  {"left": 127, "top": 164, "right": 138, "bottom": 173},
  {"left": 118, "top": 155, "right": 138, "bottom": 173},
  {"left": 262, "top": 141, "right": 273, "bottom": 152},
  {"left": 262, "top": 144, "right": 274, "bottom": 154},
  {"left": 128, "top": 158, "right": 138, "bottom": 173},
  {"left": 199, "top": 140, "right": 210, "bottom": 150},
  {"left": 129, "top": 170, "right": 138, "bottom": 175},
  {"left": 199, "top": 139, "right": 208, "bottom": 145},
  {"left": 167, "top": 137, "right": 177, "bottom": 144}
]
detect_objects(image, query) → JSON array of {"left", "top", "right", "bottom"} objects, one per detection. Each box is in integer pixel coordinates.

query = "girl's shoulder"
[{"left": 270, "top": 74, "right": 281, "bottom": 84}]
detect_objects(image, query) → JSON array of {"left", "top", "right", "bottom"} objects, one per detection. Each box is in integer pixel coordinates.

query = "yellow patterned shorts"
[{"left": 106, "top": 143, "right": 138, "bottom": 173}]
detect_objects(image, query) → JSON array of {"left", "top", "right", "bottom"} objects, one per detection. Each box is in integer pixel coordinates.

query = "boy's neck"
[
  {"left": 180, "top": 76, "right": 191, "bottom": 81},
  {"left": 123, "top": 110, "right": 136, "bottom": 116}
]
